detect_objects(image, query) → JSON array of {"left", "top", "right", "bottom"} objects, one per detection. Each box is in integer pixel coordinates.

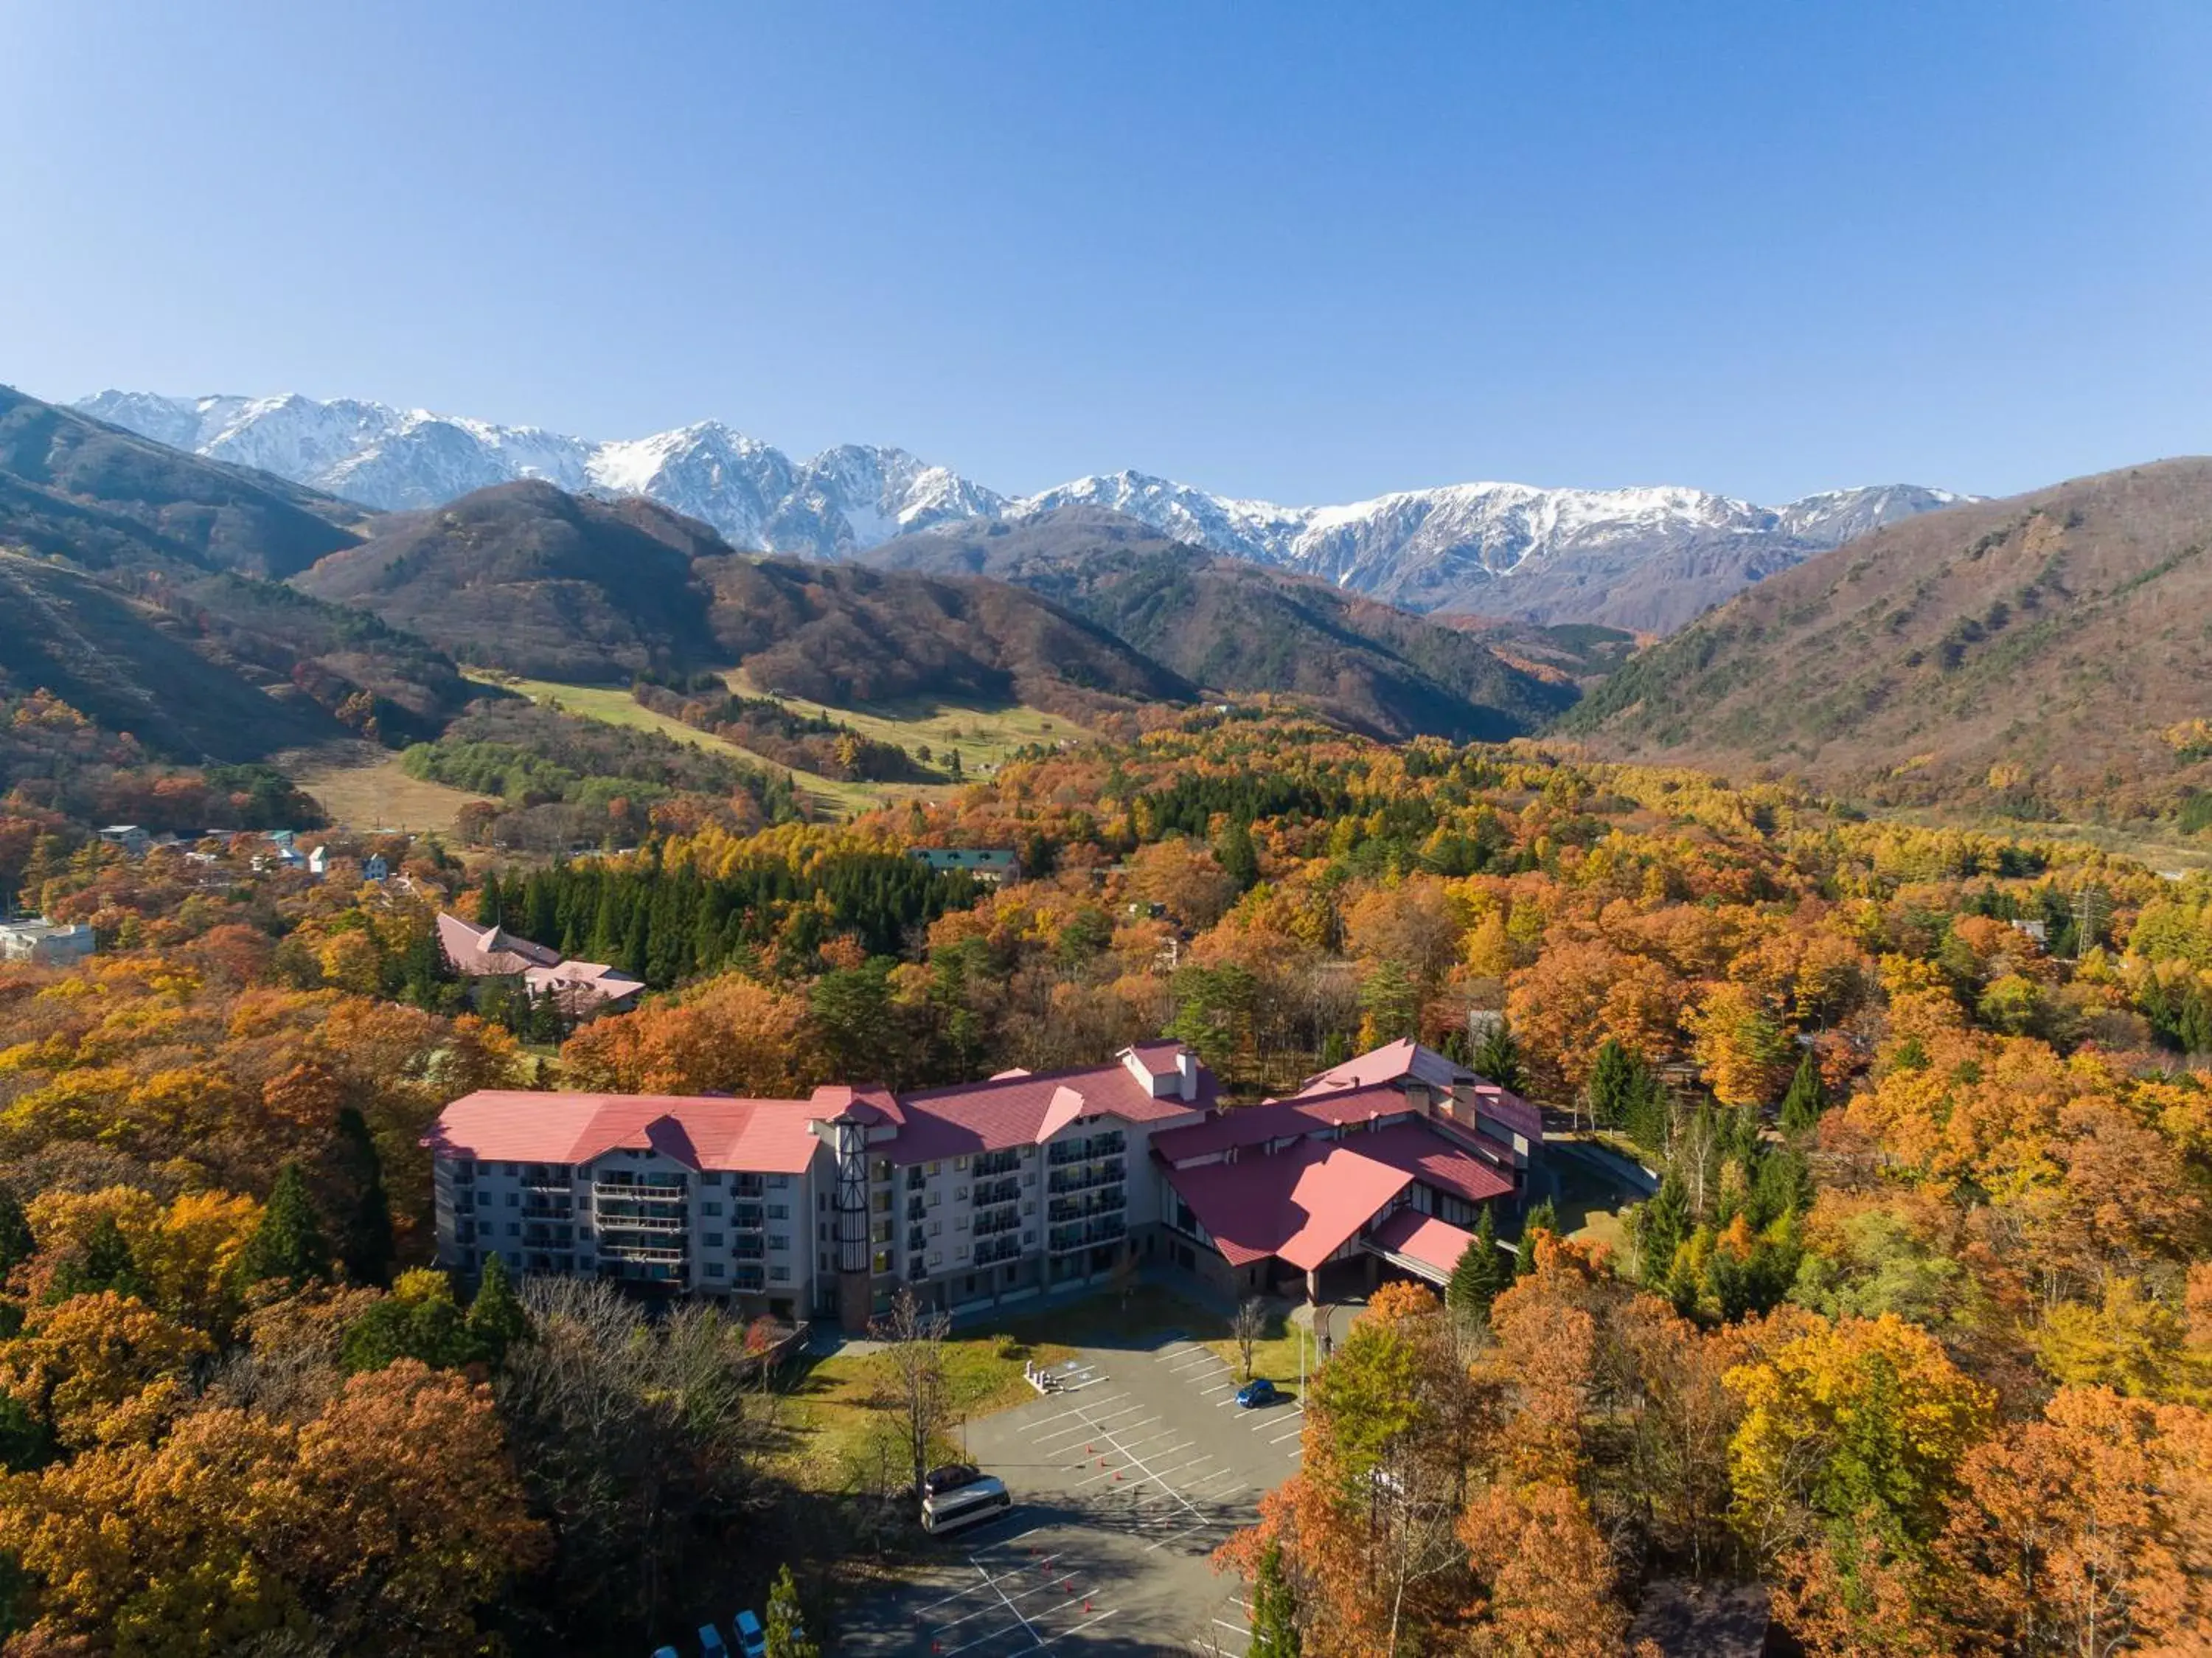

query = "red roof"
[
  {"left": 1161, "top": 1123, "right": 1511, "bottom": 1272},
  {"left": 1353, "top": 1121, "right": 1516, "bottom": 1207},
  {"left": 1151, "top": 1083, "right": 1418, "bottom": 1164},
  {"left": 886, "top": 1053, "right": 1211, "bottom": 1164},
  {"left": 1164, "top": 1139, "right": 1409, "bottom": 1270},
  {"left": 1367, "top": 1208, "right": 1478, "bottom": 1277},
  {"left": 425, "top": 1091, "right": 822, "bottom": 1173},
  {"left": 1298, "top": 1038, "right": 1543, "bottom": 1144}
]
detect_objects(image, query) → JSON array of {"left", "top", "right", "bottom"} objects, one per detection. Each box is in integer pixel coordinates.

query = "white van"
[{"left": 920, "top": 1474, "right": 1011, "bottom": 1535}]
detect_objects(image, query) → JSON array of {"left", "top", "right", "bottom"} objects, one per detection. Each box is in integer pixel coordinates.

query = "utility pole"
[{"left": 2071, "top": 883, "right": 2108, "bottom": 960}]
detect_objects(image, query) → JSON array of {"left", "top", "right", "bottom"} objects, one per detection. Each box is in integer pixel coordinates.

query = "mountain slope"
[
  {"left": 861, "top": 507, "right": 1574, "bottom": 740},
  {"left": 292, "top": 482, "right": 1192, "bottom": 717},
  {"left": 1567, "top": 458, "right": 2212, "bottom": 818},
  {"left": 0, "top": 552, "right": 347, "bottom": 760},
  {"left": 80, "top": 389, "right": 1962, "bottom": 628},
  {"left": 3, "top": 386, "right": 365, "bottom": 578},
  {"left": 0, "top": 386, "right": 474, "bottom": 757}
]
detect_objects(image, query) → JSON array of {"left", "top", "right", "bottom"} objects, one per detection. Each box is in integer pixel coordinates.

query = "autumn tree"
[
  {"left": 1931, "top": 1385, "right": 2212, "bottom": 1655},
  {"left": 1248, "top": 1539, "right": 1303, "bottom": 1658},
  {"left": 1234, "top": 1297, "right": 1270, "bottom": 1381},
  {"left": 760, "top": 1562, "right": 819, "bottom": 1658},
  {"left": 872, "top": 1286, "right": 953, "bottom": 1497}
]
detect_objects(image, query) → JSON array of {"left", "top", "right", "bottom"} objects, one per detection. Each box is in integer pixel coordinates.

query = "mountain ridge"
[
  {"left": 1565, "top": 457, "right": 2212, "bottom": 820},
  {"left": 859, "top": 506, "right": 1576, "bottom": 742},
  {"left": 77, "top": 389, "right": 1967, "bottom": 629}
]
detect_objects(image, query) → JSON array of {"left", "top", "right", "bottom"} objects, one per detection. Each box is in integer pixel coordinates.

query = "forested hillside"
[
  {"left": 4, "top": 710, "right": 2207, "bottom": 1649},
  {"left": 1571, "top": 458, "right": 2212, "bottom": 825},
  {"left": 863, "top": 506, "right": 1576, "bottom": 740}
]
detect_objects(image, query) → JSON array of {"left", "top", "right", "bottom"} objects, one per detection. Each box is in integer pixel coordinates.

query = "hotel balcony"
[
  {"left": 1048, "top": 1190, "right": 1125, "bottom": 1225},
  {"left": 1047, "top": 1159, "right": 1125, "bottom": 1194},
  {"left": 1048, "top": 1216, "right": 1127, "bottom": 1254}
]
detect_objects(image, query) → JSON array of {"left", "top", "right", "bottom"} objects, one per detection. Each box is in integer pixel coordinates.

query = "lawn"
[
  {"left": 285, "top": 743, "right": 490, "bottom": 833},
  {"left": 723, "top": 670, "right": 1091, "bottom": 774},
  {"left": 771, "top": 1327, "right": 1079, "bottom": 1494},
  {"left": 473, "top": 670, "right": 1093, "bottom": 819}
]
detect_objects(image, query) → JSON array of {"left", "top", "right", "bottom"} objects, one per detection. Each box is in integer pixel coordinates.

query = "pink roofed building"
[
  {"left": 436, "top": 912, "right": 644, "bottom": 1016},
  {"left": 1150, "top": 1038, "right": 1540, "bottom": 1302},
  {"left": 422, "top": 1035, "right": 1530, "bottom": 1325}
]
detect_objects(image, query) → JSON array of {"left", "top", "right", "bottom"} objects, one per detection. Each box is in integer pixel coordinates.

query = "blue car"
[
  {"left": 1235, "top": 1377, "right": 1280, "bottom": 1408},
  {"left": 732, "top": 1610, "right": 766, "bottom": 1658}
]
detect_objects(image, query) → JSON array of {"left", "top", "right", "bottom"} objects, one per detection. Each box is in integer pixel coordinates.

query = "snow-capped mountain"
[{"left": 74, "top": 389, "right": 1966, "bottom": 622}]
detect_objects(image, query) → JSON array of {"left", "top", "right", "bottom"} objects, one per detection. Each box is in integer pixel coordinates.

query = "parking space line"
[{"left": 1024, "top": 1394, "right": 1132, "bottom": 1432}]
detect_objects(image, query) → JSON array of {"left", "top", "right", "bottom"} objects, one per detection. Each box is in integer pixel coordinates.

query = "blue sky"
[{"left": 3, "top": 2, "right": 2206, "bottom": 504}]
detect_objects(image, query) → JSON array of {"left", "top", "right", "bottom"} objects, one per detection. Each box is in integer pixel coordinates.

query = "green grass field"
[
  {"left": 469, "top": 670, "right": 1091, "bottom": 819},
  {"left": 723, "top": 670, "right": 1088, "bottom": 774}
]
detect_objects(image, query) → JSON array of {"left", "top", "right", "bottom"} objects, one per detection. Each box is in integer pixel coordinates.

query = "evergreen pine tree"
[
  {"left": 764, "top": 1564, "right": 818, "bottom": 1658},
  {"left": 0, "top": 1187, "right": 33, "bottom": 1277},
  {"left": 332, "top": 1107, "right": 396, "bottom": 1288},
  {"left": 1445, "top": 1204, "right": 1510, "bottom": 1319},
  {"left": 1515, "top": 1197, "right": 1560, "bottom": 1276},
  {"left": 1636, "top": 1173, "right": 1691, "bottom": 1290},
  {"left": 1623, "top": 1061, "right": 1672, "bottom": 1156},
  {"left": 1471, "top": 1017, "right": 1525, "bottom": 1092},
  {"left": 466, "top": 1252, "right": 532, "bottom": 1361},
  {"left": 1248, "top": 1539, "right": 1303, "bottom": 1658},
  {"left": 53, "top": 1215, "right": 149, "bottom": 1303},
  {"left": 232, "top": 1162, "right": 331, "bottom": 1292},
  {"left": 1587, "top": 1037, "right": 1631, "bottom": 1129},
  {"left": 1319, "top": 1029, "right": 1352, "bottom": 1068},
  {"left": 1779, "top": 1050, "right": 1828, "bottom": 1133},
  {"left": 2181, "top": 991, "right": 2212, "bottom": 1057},
  {"left": 1216, "top": 819, "right": 1260, "bottom": 892}
]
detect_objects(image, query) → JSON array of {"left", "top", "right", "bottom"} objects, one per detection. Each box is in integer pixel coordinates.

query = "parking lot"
[{"left": 839, "top": 1331, "right": 1307, "bottom": 1654}]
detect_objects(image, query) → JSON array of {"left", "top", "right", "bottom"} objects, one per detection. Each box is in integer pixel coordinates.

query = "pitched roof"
[
  {"left": 1298, "top": 1037, "right": 1543, "bottom": 1142},
  {"left": 1163, "top": 1139, "right": 1408, "bottom": 1269},
  {"left": 1367, "top": 1208, "right": 1478, "bottom": 1278},
  {"left": 1352, "top": 1121, "right": 1516, "bottom": 1207},
  {"left": 1161, "top": 1123, "right": 1511, "bottom": 1274},
  {"left": 1150, "top": 1083, "right": 1417, "bottom": 1163},
  {"left": 437, "top": 912, "right": 562, "bottom": 975},
  {"left": 1301, "top": 1037, "right": 1464, "bottom": 1094},
  {"left": 885, "top": 1054, "right": 1210, "bottom": 1163},
  {"left": 424, "top": 1090, "right": 822, "bottom": 1173}
]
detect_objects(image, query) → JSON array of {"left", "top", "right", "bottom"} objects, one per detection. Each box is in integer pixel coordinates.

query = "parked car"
[
  {"left": 922, "top": 1461, "right": 982, "bottom": 1496},
  {"left": 700, "top": 1625, "right": 729, "bottom": 1657},
  {"left": 1235, "top": 1377, "right": 1281, "bottom": 1408},
  {"left": 732, "top": 1609, "right": 765, "bottom": 1657}
]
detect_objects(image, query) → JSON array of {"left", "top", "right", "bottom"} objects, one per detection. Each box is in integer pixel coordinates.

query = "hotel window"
[
  {"left": 768, "top": 1174, "right": 790, "bottom": 1188},
  {"left": 954, "top": 1185, "right": 969, "bottom": 1201},
  {"left": 705, "top": 1233, "right": 723, "bottom": 1248},
  {"left": 872, "top": 1249, "right": 893, "bottom": 1274},
  {"left": 700, "top": 1201, "right": 723, "bottom": 1217},
  {"left": 768, "top": 1235, "right": 789, "bottom": 1252},
  {"left": 927, "top": 1161, "right": 942, "bottom": 1176},
  {"left": 928, "top": 1251, "right": 943, "bottom": 1267},
  {"left": 954, "top": 1155, "right": 970, "bottom": 1170},
  {"left": 929, "top": 1220, "right": 942, "bottom": 1237},
  {"left": 928, "top": 1190, "right": 941, "bottom": 1207},
  {"left": 706, "top": 1263, "right": 726, "bottom": 1278},
  {"left": 701, "top": 1173, "right": 723, "bottom": 1187},
  {"left": 770, "top": 1266, "right": 790, "bottom": 1281},
  {"left": 767, "top": 1204, "right": 789, "bottom": 1220}
]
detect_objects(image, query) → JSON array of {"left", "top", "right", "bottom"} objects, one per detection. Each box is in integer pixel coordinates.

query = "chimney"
[{"left": 1176, "top": 1047, "right": 1197, "bottom": 1101}]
